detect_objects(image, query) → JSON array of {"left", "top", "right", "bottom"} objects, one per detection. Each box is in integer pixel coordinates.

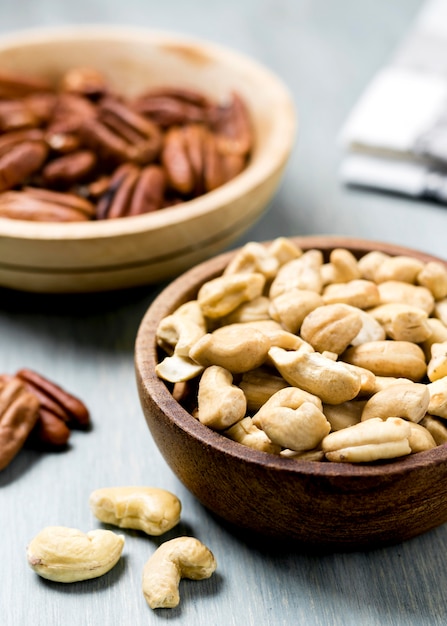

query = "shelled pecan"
[
  {"left": 0, "top": 376, "right": 40, "bottom": 470},
  {"left": 132, "top": 86, "right": 212, "bottom": 127},
  {"left": 95, "top": 163, "right": 166, "bottom": 218},
  {"left": 0, "top": 67, "right": 253, "bottom": 222},
  {"left": 0, "top": 368, "right": 90, "bottom": 466},
  {"left": 16, "top": 368, "right": 90, "bottom": 429},
  {"left": 0, "top": 187, "right": 95, "bottom": 221}
]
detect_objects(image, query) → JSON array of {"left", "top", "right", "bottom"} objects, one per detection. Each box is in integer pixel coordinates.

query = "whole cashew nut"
[
  {"left": 142, "top": 536, "right": 217, "bottom": 609},
  {"left": 361, "top": 382, "right": 430, "bottom": 423},
  {"left": 27, "top": 526, "right": 125, "bottom": 583},
  {"left": 252, "top": 387, "right": 330, "bottom": 451},
  {"left": 89, "top": 486, "right": 181, "bottom": 536},
  {"left": 190, "top": 323, "right": 271, "bottom": 373},
  {"left": 197, "top": 365, "right": 246, "bottom": 429},
  {"left": 268, "top": 346, "right": 361, "bottom": 404}
]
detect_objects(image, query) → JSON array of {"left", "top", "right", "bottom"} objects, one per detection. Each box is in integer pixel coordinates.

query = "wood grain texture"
[{"left": 3, "top": 0, "right": 447, "bottom": 625}]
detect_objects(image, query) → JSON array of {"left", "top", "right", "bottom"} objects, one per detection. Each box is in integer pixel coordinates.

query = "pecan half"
[
  {"left": 16, "top": 368, "right": 90, "bottom": 429},
  {"left": 0, "top": 100, "right": 39, "bottom": 132},
  {"left": 80, "top": 98, "right": 162, "bottom": 166},
  {"left": 45, "top": 93, "right": 97, "bottom": 154},
  {"left": 41, "top": 150, "right": 97, "bottom": 188},
  {"left": 133, "top": 86, "right": 211, "bottom": 127},
  {"left": 0, "top": 377, "right": 40, "bottom": 470},
  {"left": 0, "top": 140, "right": 48, "bottom": 192},
  {"left": 26, "top": 408, "right": 71, "bottom": 449},
  {"left": 0, "top": 70, "right": 52, "bottom": 99},
  {"left": 161, "top": 124, "right": 234, "bottom": 196},
  {"left": 96, "top": 163, "right": 166, "bottom": 219},
  {"left": 0, "top": 187, "right": 95, "bottom": 221},
  {"left": 209, "top": 91, "right": 253, "bottom": 156}
]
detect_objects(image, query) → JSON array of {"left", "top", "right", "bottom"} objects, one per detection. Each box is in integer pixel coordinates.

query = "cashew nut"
[
  {"left": 27, "top": 526, "right": 124, "bottom": 583},
  {"left": 269, "top": 288, "right": 324, "bottom": 333},
  {"left": 239, "top": 367, "right": 289, "bottom": 412},
  {"left": 252, "top": 386, "right": 328, "bottom": 451},
  {"left": 300, "top": 303, "right": 362, "bottom": 354},
  {"left": 342, "top": 340, "right": 427, "bottom": 381},
  {"left": 373, "top": 255, "right": 425, "bottom": 284},
  {"left": 156, "top": 300, "right": 206, "bottom": 357},
  {"left": 221, "top": 296, "right": 271, "bottom": 325},
  {"left": 377, "top": 280, "right": 435, "bottom": 314},
  {"left": 197, "top": 272, "right": 265, "bottom": 319},
  {"left": 269, "top": 249, "right": 323, "bottom": 298},
  {"left": 225, "top": 416, "right": 281, "bottom": 454},
  {"left": 322, "top": 279, "right": 381, "bottom": 309},
  {"left": 267, "top": 236, "right": 303, "bottom": 266},
  {"left": 320, "top": 248, "right": 361, "bottom": 285},
  {"left": 190, "top": 323, "right": 271, "bottom": 373},
  {"left": 427, "top": 341, "right": 447, "bottom": 382},
  {"left": 417, "top": 261, "right": 447, "bottom": 300},
  {"left": 368, "top": 303, "right": 431, "bottom": 343},
  {"left": 89, "top": 487, "right": 181, "bottom": 536},
  {"left": 155, "top": 354, "right": 204, "bottom": 383},
  {"left": 223, "top": 241, "right": 279, "bottom": 279},
  {"left": 197, "top": 365, "right": 246, "bottom": 429},
  {"left": 280, "top": 447, "right": 325, "bottom": 461},
  {"left": 420, "top": 415, "right": 447, "bottom": 445},
  {"left": 142, "top": 537, "right": 217, "bottom": 609},
  {"left": 322, "top": 417, "right": 412, "bottom": 463},
  {"left": 434, "top": 298, "right": 447, "bottom": 326},
  {"left": 408, "top": 422, "right": 437, "bottom": 453},
  {"left": 421, "top": 318, "right": 447, "bottom": 360},
  {"left": 360, "top": 382, "right": 430, "bottom": 423},
  {"left": 268, "top": 346, "right": 361, "bottom": 404},
  {"left": 350, "top": 308, "right": 386, "bottom": 346},
  {"left": 323, "top": 400, "right": 365, "bottom": 431},
  {"left": 427, "top": 377, "right": 447, "bottom": 418},
  {"left": 357, "top": 250, "right": 390, "bottom": 280}
]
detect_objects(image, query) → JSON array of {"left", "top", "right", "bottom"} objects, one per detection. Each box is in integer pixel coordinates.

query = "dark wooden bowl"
[{"left": 134, "top": 236, "right": 447, "bottom": 551}]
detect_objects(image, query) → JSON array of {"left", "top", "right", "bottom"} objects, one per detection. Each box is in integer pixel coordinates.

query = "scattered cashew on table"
[
  {"left": 27, "top": 486, "right": 217, "bottom": 611},
  {"left": 155, "top": 238, "right": 447, "bottom": 464}
]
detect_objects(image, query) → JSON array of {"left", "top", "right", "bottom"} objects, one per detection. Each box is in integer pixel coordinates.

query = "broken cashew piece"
[
  {"left": 322, "top": 417, "right": 412, "bottom": 463},
  {"left": 155, "top": 354, "right": 204, "bottom": 383},
  {"left": 27, "top": 526, "right": 124, "bottom": 583},
  {"left": 89, "top": 486, "right": 181, "bottom": 536},
  {"left": 142, "top": 536, "right": 217, "bottom": 609}
]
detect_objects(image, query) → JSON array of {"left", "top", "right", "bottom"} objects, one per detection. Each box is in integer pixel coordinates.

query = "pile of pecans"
[
  {"left": 0, "top": 67, "right": 253, "bottom": 222},
  {"left": 0, "top": 368, "right": 90, "bottom": 470}
]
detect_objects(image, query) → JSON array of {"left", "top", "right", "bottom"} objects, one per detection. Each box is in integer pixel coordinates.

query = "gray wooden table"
[{"left": 2, "top": 1, "right": 447, "bottom": 624}]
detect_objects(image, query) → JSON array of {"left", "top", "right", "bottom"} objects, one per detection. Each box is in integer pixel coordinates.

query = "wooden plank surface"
[{"left": 2, "top": 1, "right": 447, "bottom": 624}]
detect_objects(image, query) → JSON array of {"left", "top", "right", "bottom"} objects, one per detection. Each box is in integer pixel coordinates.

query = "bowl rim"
[
  {"left": 0, "top": 23, "right": 296, "bottom": 242},
  {"left": 135, "top": 235, "right": 447, "bottom": 479}
]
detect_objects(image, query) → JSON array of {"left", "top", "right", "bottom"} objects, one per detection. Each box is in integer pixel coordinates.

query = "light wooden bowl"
[
  {"left": 135, "top": 236, "right": 447, "bottom": 551},
  {"left": 0, "top": 25, "right": 296, "bottom": 293}
]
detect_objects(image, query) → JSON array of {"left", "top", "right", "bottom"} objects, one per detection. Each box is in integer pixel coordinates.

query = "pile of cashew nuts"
[{"left": 156, "top": 237, "right": 447, "bottom": 463}]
